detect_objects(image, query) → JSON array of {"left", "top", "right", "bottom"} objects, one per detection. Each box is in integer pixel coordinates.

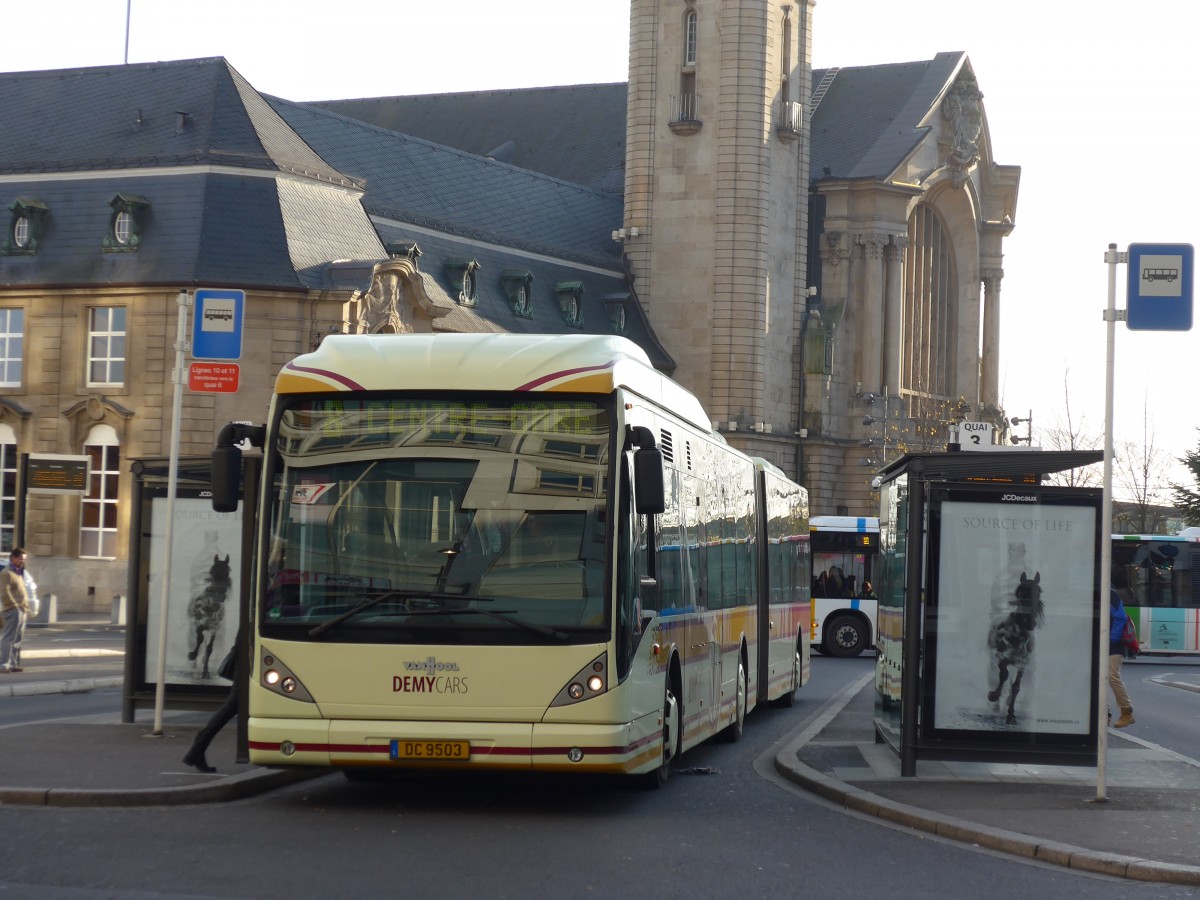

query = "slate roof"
[
  {"left": 0, "top": 57, "right": 665, "bottom": 361},
  {"left": 0, "top": 58, "right": 351, "bottom": 185},
  {"left": 809, "top": 52, "right": 968, "bottom": 180},
  {"left": 310, "top": 84, "right": 629, "bottom": 193},
  {"left": 0, "top": 58, "right": 383, "bottom": 290},
  {"left": 312, "top": 53, "right": 971, "bottom": 190},
  {"left": 267, "top": 97, "right": 624, "bottom": 269}
]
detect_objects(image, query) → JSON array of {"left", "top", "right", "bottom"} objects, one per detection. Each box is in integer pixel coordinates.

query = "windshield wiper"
[
  {"left": 307, "top": 589, "right": 483, "bottom": 638},
  {"left": 398, "top": 607, "right": 570, "bottom": 642}
]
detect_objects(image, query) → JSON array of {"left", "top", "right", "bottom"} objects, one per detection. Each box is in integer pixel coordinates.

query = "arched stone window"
[
  {"left": 902, "top": 204, "right": 956, "bottom": 414},
  {"left": 671, "top": 6, "right": 701, "bottom": 132}
]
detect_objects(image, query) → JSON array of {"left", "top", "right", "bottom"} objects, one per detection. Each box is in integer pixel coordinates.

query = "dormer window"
[
  {"left": 103, "top": 194, "right": 149, "bottom": 251},
  {"left": 501, "top": 270, "right": 534, "bottom": 318},
  {"left": 386, "top": 241, "right": 422, "bottom": 262},
  {"left": 3, "top": 198, "right": 49, "bottom": 255},
  {"left": 444, "top": 258, "right": 482, "bottom": 307},
  {"left": 603, "top": 293, "right": 631, "bottom": 335},
  {"left": 554, "top": 281, "right": 585, "bottom": 329}
]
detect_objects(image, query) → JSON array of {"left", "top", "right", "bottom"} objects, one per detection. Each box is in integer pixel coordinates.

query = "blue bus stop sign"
[
  {"left": 191, "top": 288, "right": 245, "bottom": 359},
  {"left": 1126, "top": 243, "right": 1193, "bottom": 331}
]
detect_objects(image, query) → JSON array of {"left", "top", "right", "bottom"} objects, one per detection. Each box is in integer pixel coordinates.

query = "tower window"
[{"left": 684, "top": 10, "right": 698, "bottom": 67}]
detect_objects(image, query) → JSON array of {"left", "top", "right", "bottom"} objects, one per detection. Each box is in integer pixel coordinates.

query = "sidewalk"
[
  {"left": 774, "top": 672, "right": 1200, "bottom": 886},
  {"left": 2, "top": 618, "right": 319, "bottom": 805},
  {"left": 6, "top": 624, "right": 1200, "bottom": 885}
]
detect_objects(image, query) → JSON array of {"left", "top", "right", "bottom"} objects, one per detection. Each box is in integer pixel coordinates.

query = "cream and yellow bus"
[{"left": 210, "top": 333, "right": 809, "bottom": 786}]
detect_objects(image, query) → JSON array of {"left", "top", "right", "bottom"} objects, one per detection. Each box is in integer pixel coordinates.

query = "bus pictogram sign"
[{"left": 1127, "top": 243, "right": 1193, "bottom": 331}]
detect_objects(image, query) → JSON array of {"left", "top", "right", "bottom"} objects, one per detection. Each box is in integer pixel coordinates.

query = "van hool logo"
[
  {"left": 1000, "top": 494, "right": 1038, "bottom": 502},
  {"left": 404, "top": 657, "right": 461, "bottom": 675}
]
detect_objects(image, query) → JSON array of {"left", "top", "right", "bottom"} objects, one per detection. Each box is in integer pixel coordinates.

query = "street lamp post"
[
  {"left": 861, "top": 389, "right": 892, "bottom": 466},
  {"left": 1010, "top": 411, "right": 1033, "bottom": 445}
]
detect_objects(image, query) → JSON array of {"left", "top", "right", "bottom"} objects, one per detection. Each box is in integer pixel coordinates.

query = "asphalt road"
[{"left": 3, "top": 654, "right": 1198, "bottom": 899}]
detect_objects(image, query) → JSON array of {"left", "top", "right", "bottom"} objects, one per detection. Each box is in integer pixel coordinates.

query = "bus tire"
[
  {"left": 774, "top": 644, "right": 801, "bottom": 707},
  {"left": 824, "top": 614, "right": 867, "bottom": 657},
  {"left": 645, "top": 681, "right": 680, "bottom": 788},
  {"left": 719, "top": 657, "right": 747, "bottom": 742}
]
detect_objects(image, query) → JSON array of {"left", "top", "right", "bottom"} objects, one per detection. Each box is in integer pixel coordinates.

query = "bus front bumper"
[{"left": 248, "top": 714, "right": 664, "bottom": 775}]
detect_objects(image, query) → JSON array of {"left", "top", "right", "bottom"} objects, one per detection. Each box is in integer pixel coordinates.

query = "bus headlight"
[
  {"left": 259, "top": 650, "right": 315, "bottom": 702},
  {"left": 550, "top": 653, "right": 609, "bottom": 707}
]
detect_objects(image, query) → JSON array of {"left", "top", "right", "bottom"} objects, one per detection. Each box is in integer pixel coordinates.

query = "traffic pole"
[{"left": 152, "top": 290, "right": 190, "bottom": 735}]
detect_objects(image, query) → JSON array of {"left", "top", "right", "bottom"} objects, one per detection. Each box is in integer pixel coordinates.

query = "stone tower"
[{"left": 623, "top": 0, "right": 814, "bottom": 478}]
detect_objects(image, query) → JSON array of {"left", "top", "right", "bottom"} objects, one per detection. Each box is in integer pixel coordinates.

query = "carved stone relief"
[{"left": 942, "top": 70, "right": 984, "bottom": 188}]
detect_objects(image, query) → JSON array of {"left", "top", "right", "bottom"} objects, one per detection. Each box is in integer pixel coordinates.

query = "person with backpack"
[{"left": 1108, "top": 587, "right": 1135, "bottom": 728}]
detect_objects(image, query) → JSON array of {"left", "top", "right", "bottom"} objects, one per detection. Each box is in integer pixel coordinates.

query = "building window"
[
  {"left": 444, "top": 259, "right": 482, "bottom": 307},
  {"left": 102, "top": 193, "right": 149, "bottom": 251},
  {"left": 603, "top": 293, "right": 630, "bottom": 335},
  {"left": 3, "top": 198, "right": 49, "bottom": 255},
  {"left": 501, "top": 270, "right": 535, "bottom": 319},
  {"left": 903, "top": 204, "right": 957, "bottom": 413},
  {"left": 113, "top": 211, "right": 133, "bottom": 245},
  {"left": 554, "top": 282, "right": 585, "bottom": 329},
  {"left": 684, "top": 9, "right": 698, "bottom": 67},
  {"left": 670, "top": 7, "right": 701, "bottom": 133},
  {"left": 81, "top": 425, "right": 120, "bottom": 559},
  {"left": 88, "top": 307, "right": 126, "bottom": 387},
  {"left": 0, "top": 310, "right": 23, "bottom": 388},
  {"left": 0, "top": 424, "right": 16, "bottom": 553}
]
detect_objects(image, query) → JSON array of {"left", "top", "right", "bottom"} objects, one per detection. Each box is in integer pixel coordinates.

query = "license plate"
[{"left": 390, "top": 739, "right": 470, "bottom": 761}]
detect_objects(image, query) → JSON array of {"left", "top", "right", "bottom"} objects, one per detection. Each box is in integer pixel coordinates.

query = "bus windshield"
[{"left": 262, "top": 396, "right": 612, "bottom": 641}]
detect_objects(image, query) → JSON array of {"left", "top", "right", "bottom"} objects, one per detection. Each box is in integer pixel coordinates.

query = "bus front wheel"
[
  {"left": 824, "top": 614, "right": 867, "bottom": 657},
  {"left": 645, "top": 682, "right": 680, "bottom": 788}
]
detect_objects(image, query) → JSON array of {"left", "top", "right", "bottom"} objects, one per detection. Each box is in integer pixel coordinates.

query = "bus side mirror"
[
  {"left": 211, "top": 444, "right": 243, "bottom": 513},
  {"left": 211, "top": 422, "right": 266, "bottom": 513},
  {"left": 629, "top": 425, "right": 665, "bottom": 515}
]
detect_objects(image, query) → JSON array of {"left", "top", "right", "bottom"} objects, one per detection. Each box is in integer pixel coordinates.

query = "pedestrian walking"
[
  {"left": 0, "top": 548, "right": 36, "bottom": 673},
  {"left": 1108, "top": 587, "right": 1135, "bottom": 728},
  {"left": 183, "top": 633, "right": 240, "bottom": 773}
]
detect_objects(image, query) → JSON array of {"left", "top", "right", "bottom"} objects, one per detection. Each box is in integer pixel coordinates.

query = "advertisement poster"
[
  {"left": 932, "top": 497, "right": 1096, "bottom": 735},
  {"left": 145, "top": 497, "right": 242, "bottom": 686}
]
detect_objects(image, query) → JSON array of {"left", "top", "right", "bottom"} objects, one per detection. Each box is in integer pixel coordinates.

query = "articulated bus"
[
  {"left": 211, "top": 333, "right": 810, "bottom": 786},
  {"left": 1112, "top": 529, "right": 1200, "bottom": 655},
  {"left": 809, "top": 516, "right": 879, "bottom": 657}
]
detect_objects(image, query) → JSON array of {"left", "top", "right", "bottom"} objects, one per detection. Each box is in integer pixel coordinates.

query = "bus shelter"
[
  {"left": 121, "top": 455, "right": 259, "bottom": 753},
  {"left": 874, "top": 450, "right": 1104, "bottom": 776}
]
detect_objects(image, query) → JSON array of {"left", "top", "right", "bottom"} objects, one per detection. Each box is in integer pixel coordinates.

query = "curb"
[
  {"left": 773, "top": 676, "right": 1200, "bottom": 886},
  {"left": 0, "top": 766, "right": 326, "bottom": 808},
  {"left": 0, "top": 675, "right": 124, "bottom": 699}
]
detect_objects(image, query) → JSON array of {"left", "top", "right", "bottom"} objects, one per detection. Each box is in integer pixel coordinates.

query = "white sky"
[{"left": 8, "top": 0, "right": 1199, "bottom": 494}]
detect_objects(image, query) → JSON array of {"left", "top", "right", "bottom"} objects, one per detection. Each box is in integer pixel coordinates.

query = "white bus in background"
[{"left": 810, "top": 515, "right": 879, "bottom": 657}]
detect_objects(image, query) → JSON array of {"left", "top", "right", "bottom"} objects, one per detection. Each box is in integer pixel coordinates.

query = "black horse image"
[
  {"left": 186, "top": 554, "right": 232, "bottom": 678},
  {"left": 986, "top": 571, "right": 1044, "bottom": 724}
]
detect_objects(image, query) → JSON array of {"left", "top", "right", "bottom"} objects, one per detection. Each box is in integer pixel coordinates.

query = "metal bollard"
[
  {"left": 110, "top": 593, "right": 127, "bottom": 626},
  {"left": 28, "top": 592, "right": 56, "bottom": 627}
]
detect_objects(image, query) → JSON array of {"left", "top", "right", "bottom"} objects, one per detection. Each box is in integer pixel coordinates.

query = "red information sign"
[{"left": 188, "top": 362, "right": 240, "bottom": 393}]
